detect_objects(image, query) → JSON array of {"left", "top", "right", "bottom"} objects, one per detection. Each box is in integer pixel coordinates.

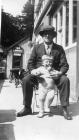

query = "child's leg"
[
  {"left": 37, "top": 85, "right": 47, "bottom": 117},
  {"left": 45, "top": 89, "right": 55, "bottom": 112}
]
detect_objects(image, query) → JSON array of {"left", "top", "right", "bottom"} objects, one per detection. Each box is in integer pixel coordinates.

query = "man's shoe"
[
  {"left": 63, "top": 110, "right": 72, "bottom": 120},
  {"left": 17, "top": 107, "right": 32, "bottom": 117}
]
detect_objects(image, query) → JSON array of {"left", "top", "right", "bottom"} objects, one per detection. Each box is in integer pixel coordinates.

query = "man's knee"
[
  {"left": 23, "top": 75, "right": 31, "bottom": 82},
  {"left": 60, "top": 75, "right": 70, "bottom": 84},
  {"left": 23, "top": 74, "right": 31, "bottom": 84}
]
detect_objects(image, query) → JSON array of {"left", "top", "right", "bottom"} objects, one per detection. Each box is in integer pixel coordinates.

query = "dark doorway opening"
[{"left": 13, "top": 55, "right": 22, "bottom": 68}]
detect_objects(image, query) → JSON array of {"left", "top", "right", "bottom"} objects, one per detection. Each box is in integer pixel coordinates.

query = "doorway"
[{"left": 12, "top": 55, "right": 22, "bottom": 68}]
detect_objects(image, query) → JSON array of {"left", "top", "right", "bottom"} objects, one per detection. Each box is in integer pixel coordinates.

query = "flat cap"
[{"left": 39, "top": 25, "right": 57, "bottom": 37}]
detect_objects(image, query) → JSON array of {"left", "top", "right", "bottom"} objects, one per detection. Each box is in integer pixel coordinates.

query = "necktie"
[
  {"left": 47, "top": 45, "right": 49, "bottom": 49},
  {"left": 46, "top": 46, "right": 51, "bottom": 55}
]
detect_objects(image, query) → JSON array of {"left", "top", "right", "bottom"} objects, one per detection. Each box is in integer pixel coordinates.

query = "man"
[{"left": 17, "top": 25, "right": 72, "bottom": 120}]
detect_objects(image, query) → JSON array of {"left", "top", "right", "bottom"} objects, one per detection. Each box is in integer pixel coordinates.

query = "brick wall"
[{"left": 6, "top": 39, "right": 32, "bottom": 78}]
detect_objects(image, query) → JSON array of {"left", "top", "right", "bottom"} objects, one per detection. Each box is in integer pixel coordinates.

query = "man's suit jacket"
[{"left": 27, "top": 43, "right": 69, "bottom": 75}]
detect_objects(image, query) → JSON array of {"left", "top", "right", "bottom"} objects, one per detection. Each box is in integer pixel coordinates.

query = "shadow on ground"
[
  {"left": 69, "top": 102, "right": 79, "bottom": 117},
  {"left": 0, "top": 123, "right": 15, "bottom": 140},
  {"left": 0, "top": 109, "right": 16, "bottom": 140},
  {"left": 0, "top": 109, "right": 16, "bottom": 123},
  {"left": 50, "top": 106, "right": 62, "bottom": 117},
  {"left": 50, "top": 102, "right": 79, "bottom": 117}
]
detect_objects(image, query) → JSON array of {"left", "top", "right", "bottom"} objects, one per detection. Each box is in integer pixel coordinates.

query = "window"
[
  {"left": 13, "top": 55, "right": 22, "bottom": 68},
  {"left": 66, "top": 1, "right": 69, "bottom": 46},
  {"left": 55, "top": 14, "right": 57, "bottom": 42},
  {"left": 49, "top": 16, "right": 52, "bottom": 25},
  {"left": 60, "top": 8, "right": 62, "bottom": 28},
  {"left": 73, "top": 0, "right": 77, "bottom": 42},
  {"left": 56, "top": 15, "right": 57, "bottom": 32},
  {"left": 59, "top": 7, "right": 63, "bottom": 45}
]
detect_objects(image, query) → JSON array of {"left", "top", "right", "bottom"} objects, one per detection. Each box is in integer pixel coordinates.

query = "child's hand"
[{"left": 47, "top": 67, "right": 52, "bottom": 71}]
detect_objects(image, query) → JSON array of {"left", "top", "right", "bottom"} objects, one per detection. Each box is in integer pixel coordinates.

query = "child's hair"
[{"left": 42, "top": 55, "right": 53, "bottom": 61}]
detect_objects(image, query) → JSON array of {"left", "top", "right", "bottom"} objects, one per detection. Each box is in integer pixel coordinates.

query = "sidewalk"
[{"left": 0, "top": 79, "right": 79, "bottom": 140}]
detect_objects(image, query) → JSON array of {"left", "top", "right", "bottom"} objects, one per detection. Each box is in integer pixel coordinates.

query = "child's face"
[{"left": 43, "top": 59, "right": 52, "bottom": 67}]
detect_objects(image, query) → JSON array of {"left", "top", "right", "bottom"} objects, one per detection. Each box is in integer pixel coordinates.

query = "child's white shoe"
[
  {"left": 37, "top": 112, "right": 44, "bottom": 118},
  {"left": 45, "top": 107, "right": 50, "bottom": 113}
]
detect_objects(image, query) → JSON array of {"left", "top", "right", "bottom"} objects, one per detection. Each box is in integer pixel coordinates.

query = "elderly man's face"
[{"left": 42, "top": 31, "right": 54, "bottom": 44}]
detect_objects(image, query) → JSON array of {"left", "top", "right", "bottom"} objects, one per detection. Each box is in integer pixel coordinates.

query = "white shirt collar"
[{"left": 44, "top": 42, "right": 53, "bottom": 50}]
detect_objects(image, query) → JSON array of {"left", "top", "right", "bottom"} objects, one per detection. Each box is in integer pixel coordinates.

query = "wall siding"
[
  {"left": 7, "top": 50, "right": 13, "bottom": 78},
  {"left": 66, "top": 46, "right": 77, "bottom": 100}
]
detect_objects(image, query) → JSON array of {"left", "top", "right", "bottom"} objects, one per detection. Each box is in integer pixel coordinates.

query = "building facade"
[
  {"left": 7, "top": 38, "right": 32, "bottom": 78},
  {"left": 0, "top": 0, "right": 1, "bottom": 43},
  {"left": 33, "top": 0, "right": 79, "bottom": 100}
]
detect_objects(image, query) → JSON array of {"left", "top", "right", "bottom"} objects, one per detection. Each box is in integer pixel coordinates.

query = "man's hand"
[
  {"left": 50, "top": 71, "right": 62, "bottom": 78},
  {"left": 31, "top": 69, "right": 40, "bottom": 75}
]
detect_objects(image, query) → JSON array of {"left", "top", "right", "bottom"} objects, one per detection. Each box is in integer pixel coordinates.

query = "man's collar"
[{"left": 44, "top": 42, "right": 53, "bottom": 49}]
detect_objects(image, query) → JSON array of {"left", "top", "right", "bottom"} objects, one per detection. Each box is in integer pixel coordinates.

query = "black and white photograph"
[{"left": 0, "top": 0, "right": 79, "bottom": 140}]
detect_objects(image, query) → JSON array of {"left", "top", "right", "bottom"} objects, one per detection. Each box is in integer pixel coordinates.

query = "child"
[{"left": 31, "top": 55, "right": 59, "bottom": 117}]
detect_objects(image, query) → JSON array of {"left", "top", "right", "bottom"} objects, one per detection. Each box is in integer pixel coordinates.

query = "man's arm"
[
  {"left": 27, "top": 46, "right": 37, "bottom": 72},
  {"left": 51, "top": 45, "right": 69, "bottom": 78},
  {"left": 59, "top": 47, "right": 69, "bottom": 75}
]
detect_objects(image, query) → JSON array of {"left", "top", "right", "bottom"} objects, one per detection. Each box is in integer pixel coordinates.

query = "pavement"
[{"left": 0, "top": 79, "right": 79, "bottom": 140}]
